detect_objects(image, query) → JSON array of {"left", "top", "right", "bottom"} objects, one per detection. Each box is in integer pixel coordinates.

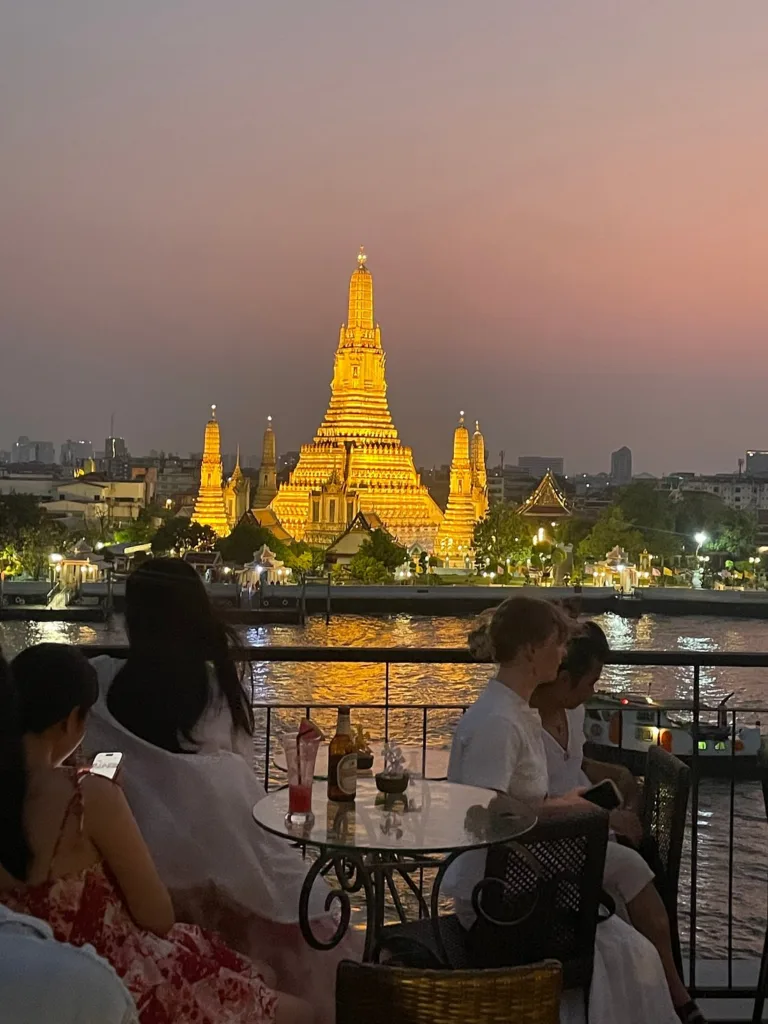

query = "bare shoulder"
[{"left": 79, "top": 773, "right": 127, "bottom": 816}]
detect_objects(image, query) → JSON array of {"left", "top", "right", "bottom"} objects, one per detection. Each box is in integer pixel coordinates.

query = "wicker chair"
[
  {"left": 638, "top": 743, "right": 690, "bottom": 973},
  {"left": 336, "top": 959, "right": 562, "bottom": 1024},
  {"left": 378, "top": 808, "right": 609, "bottom": 1004}
]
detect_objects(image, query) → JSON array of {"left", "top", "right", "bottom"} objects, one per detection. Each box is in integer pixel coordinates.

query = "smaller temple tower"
[
  {"left": 191, "top": 405, "right": 231, "bottom": 537},
  {"left": 470, "top": 420, "right": 489, "bottom": 522},
  {"left": 224, "top": 446, "right": 250, "bottom": 527},
  {"left": 252, "top": 415, "right": 278, "bottom": 509},
  {"left": 435, "top": 412, "right": 477, "bottom": 567}
]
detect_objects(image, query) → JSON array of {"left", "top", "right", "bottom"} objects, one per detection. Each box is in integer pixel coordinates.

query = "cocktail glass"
[{"left": 281, "top": 731, "right": 322, "bottom": 828}]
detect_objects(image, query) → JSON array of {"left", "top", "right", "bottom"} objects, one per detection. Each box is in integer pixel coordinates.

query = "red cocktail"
[{"left": 281, "top": 721, "right": 323, "bottom": 827}]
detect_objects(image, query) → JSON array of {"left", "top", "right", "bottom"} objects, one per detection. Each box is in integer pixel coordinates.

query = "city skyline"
[{"left": 3, "top": 3, "right": 768, "bottom": 473}]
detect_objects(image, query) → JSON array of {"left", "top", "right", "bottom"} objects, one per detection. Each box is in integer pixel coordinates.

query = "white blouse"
[{"left": 541, "top": 705, "right": 591, "bottom": 798}]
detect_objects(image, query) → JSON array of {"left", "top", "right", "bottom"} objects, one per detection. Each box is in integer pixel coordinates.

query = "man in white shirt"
[{"left": 0, "top": 905, "right": 137, "bottom": 1024}]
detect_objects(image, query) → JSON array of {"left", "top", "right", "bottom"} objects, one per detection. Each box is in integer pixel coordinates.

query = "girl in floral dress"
[{"left": 0, "top": 645, "right": 311, "bottom": 1024}]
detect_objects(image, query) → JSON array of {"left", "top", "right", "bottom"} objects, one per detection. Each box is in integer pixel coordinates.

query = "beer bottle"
[{"left": 327, "top": 706, "right": 357, "bottom": 802}]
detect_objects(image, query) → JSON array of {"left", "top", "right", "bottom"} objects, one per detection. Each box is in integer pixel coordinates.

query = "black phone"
[{"left": 581, "top": 779, "right": 622, "bottom": 811}]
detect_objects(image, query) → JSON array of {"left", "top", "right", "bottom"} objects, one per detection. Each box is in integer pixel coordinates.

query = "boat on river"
[{"left": 583, "top": 691, "right": 766, "bottom": 779}]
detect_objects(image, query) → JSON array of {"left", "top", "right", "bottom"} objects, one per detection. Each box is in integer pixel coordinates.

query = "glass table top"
[{"left": 252, "top": 778, "right": 537, "bottom": 854}]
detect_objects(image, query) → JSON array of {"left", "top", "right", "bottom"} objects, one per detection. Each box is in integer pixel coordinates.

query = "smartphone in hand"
[
  {"left": 90, "top": 752, "right": 123, "bottom": 781},
  {"left": 581, "top": 779, "right": 622, "bottom": 811}
]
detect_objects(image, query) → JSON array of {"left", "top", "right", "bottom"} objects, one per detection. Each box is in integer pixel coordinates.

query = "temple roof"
[{"left": 518, "top": 469, "right": 571, "bottom": 519}]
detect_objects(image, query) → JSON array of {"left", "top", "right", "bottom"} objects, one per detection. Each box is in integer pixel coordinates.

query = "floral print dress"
[{"left": 2, "top": 779, "right": 277, "bottom": 1024}]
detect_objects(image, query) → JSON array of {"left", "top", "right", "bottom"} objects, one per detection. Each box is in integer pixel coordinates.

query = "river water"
[{"left": 3, "top": 611, "right": 768, "bottom": 961}]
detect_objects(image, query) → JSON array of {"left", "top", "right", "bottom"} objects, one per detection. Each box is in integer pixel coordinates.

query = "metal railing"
[{"left": 85, "top": 644, "right": 768, "bottom": 1003}]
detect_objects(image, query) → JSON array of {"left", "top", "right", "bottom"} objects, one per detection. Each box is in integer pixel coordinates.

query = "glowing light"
[
  {"left": 694, "top": 532, "right": 708, "bottom": 546},
  {"left": 49, "top": 553, "right": 63, "bottom": 563}
]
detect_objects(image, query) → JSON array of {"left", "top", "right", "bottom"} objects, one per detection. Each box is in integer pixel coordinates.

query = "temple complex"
[
  {"left": 252, "top": 416, "right": 278, "bottom": 509},
  {"left": 268, "top": 248, "right": 444, "bottom": 547},
  {"left": 191, "top": 405, "right": 231, "bottom": 537},
  {"left": 223, "top": 447, "right": 250, "bottom": 528},
  {"left": 435, "top": 413, "right": 489, "bottom": 567}
]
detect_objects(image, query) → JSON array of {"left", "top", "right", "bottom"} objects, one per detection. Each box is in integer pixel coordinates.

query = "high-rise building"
[
  {"left": 104, "top": 436, "right": 127, "bottom": 459},
  {"left": 60, "top": 439, "right": 94, "bottom": 466},
  {"left": 252, "top": 416, "right": 278, "bottom": 509},
  {"left": 12, "top": 437, "right": 55, "bottom": 464},
  {"left": 610, "top": 446, "right": 633, "bottom": 486},
  {"left": 746, "top": 451, "right": 768, "bottom": 477},
  {"left": 518, "top": 455, "right": 564, "bottom": 478},
  {"left": 268, "top": 248, "right": 443, "bottom": 547},
  {"left": 191, "top": 405, "right": 230, "bottom": 537}
]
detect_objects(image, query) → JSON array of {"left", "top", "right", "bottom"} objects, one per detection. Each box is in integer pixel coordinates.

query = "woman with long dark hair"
[
  {"left": 86, "top": 558, "right": 359, "bottom": 1024},
  {"left": 107, "top": 558, "right": 253, "bottom": 754},
  {"left": 0, "top": 643, "right": 307, "bottom": 1024}
]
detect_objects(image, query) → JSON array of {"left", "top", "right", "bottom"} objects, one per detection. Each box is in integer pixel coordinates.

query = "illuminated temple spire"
[
  {"left": 252, "top": 415, "right": 278, "bottom": 509},
  {"left": 471, "top": 420, "right": 489, "bottom": 521},
  {"left": 435, "top": 412, "right": 477, "bottom": 567},
  {"left": 224, "top": 445, "right": 250, "bottom": 527},
  {"left": 268, "top": 249, "right": 444, "bottom": 547},
  {"left": 192, "top": 404, "right": 231, "bottom": 537}
]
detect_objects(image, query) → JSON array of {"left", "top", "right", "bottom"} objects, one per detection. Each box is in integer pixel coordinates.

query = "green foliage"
[
  {"left": 712, "top": 509, "right": 757, "bottom": 559},
  {"left": 151, "top": 517, "right": 216, "bottom": 555},
  {"left": 615, "top": 482, "right": 679, "bottom": 557},
  {"left": 216, "top": 521, "right": 290, "bottom": 564},
  {"left": 113, "top": 506, "right": 160, "bottom": 545},
  {"left": 578, "top": 507, "right": 645, "bottom": 563},
  {"left": 346, "top": 553, "right": 392, "bottom": 583},
  {"left": 0, "top": 495, "right": 67, "bottom": 578},
  {"left": 357, "top": 530, "right": 407, "bottom": 572},
  {"left": 473, "top": 503, "right": 533, "bottom": 570}
]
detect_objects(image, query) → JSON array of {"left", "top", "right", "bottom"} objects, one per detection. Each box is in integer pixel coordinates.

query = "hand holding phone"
[
  {"left": 581, "top": 779, "right": 622, "bottom": 811},
  {"left": 90, "top": 752, "right": 123, "bottom": 781}
]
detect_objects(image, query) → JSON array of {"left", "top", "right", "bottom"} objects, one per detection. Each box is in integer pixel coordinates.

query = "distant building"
[
  {"left": 0, "top": 451, "right": 10, "bottom": 465},
  {"left": 665, "top": 473, "right": 768, "bottom": 512},
  {"left": 60, "top": 439, "right": 94, "bottom": 467},
  {"left": 155, "top": 457, "right": 200, "bottom": 509},
  {"left": 610, "top": 446, "right": 633, "bottom": 486},
  {"left": 104, "top": 436, "right": 127, "bottom": 459},
  {"left": 746, "top": 451, "right": 768, "bottom": 477},
  {"left": 487, "top": 465, "right": 535, "bottom": 505},
  {"left": 12, "top": 437, "right": 55, "bottom": 464},
  {"left": 518, "top": 455, "right": 564, "bottom": 478}
]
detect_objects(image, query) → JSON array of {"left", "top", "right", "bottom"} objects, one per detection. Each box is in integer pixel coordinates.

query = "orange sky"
[{"left": 2, "top": 2, "right": 768, "bottom": 473}]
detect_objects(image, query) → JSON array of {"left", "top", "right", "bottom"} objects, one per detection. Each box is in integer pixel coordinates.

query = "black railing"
[{"left": 84, "top": 645, "right": 768, "bottom": 1003}]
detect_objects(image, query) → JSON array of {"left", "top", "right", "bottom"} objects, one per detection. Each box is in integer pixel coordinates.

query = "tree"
[
  {"left": 616, "top": 482, "right": 679, "bottom": 558},
  {"left": 113, "top": 506, "right": 162, "bottom": 545},
  {"left": 347, "top": 553, "right": 392, "bottom": 583},
  {"left": 151, "top": 518, "right": 216, "bottom": 555},
  {"left": 713, "top": 509, "right": 757, "bottom": 559},
  {"left": 0, "top": 495, "right": 67, "bottom": 577},
  {"left": 216, "top": 521, "right": 290, "bottom": 564},
  {"left": 578, "top": 507, "right": 644, "bottom": 563},
  {"left": 357, "top": 530, "right": 407, "bottom": 572},
  {"left": 473, "top": 504, "right": 533, "bottom": 572}
]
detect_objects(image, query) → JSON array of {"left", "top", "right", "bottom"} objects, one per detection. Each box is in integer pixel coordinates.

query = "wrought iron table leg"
[{"left": 298, "top": 848, "right": 375, "bottom": 957}]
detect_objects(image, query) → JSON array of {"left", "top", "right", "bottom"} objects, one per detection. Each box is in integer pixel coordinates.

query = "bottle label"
[{"left": 336, "top": 753, "right": 358, "bottom": 796}]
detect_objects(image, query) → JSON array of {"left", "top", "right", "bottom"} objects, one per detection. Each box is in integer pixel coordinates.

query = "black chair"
[
  {"left": 638, "top": 743, "right": 690, "bottom": 974},
  {"left": 378, "top": 808, "right": 609, "bottom": 1007}
]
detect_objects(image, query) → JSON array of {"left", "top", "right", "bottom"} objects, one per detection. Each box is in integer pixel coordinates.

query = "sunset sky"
[{"left": 2, "top": 2, "right": 768, "bottom": 474}]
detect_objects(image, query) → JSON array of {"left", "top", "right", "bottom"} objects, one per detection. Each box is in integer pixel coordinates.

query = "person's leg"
[
  {"left": 603, "top": 842, "right": 692, "bottom": 1009},
  {"left": 625, "top": 882, "right": 690, "bottom": 1008}
]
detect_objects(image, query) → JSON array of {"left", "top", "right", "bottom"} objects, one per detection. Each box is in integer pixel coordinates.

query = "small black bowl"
[
  {"left": 357, "top": 752, "right": 374, "bottom": 771},
  {"left": 375, "top": 772, "right": 409, "bottom": 795}
]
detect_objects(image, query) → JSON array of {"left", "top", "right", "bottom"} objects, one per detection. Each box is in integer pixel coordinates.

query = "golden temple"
[
  {"left": 252, "top": 415, "right": 278, "bottom": 509},
  {"left": 191, "top": 405, "right": 231, "bottom": 537},
  {"left": 268, "top": 248, "right": 444, "bottom": 548},
  {"left": 435, "top": 414, "right": 489, "bottom": 567}
]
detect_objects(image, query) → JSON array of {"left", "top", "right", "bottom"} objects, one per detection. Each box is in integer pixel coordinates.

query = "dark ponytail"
[
  {"left": 108, "top": 558, "right": 254, "bottom": 753},
  {"left": 0, "top": 654, "right": 31, "bottom": 881}
]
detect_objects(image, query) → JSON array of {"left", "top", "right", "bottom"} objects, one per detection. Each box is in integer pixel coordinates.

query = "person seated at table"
[
  {"left": 445, "top": 596, "right": 682, "bottom": 1024},
  {"left": 83, "top": 558, "right": 360, "bottom": 1024},
  {"left": 0, "top": 644, "right": 310, "bottom": 1024},
  {"left": 0, "top": 904, "right": 138, "bottom": 1024},
  {"left": 532, "top": 621, "right": 703, "bottom": 1023}
]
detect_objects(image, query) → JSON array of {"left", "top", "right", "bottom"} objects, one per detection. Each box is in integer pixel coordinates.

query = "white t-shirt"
[
  {"left": 541, "top": 705, "right": 591, "bottom": 798},
  {"left": 445, "top": 680, "right": 548, "bottom": 922}
]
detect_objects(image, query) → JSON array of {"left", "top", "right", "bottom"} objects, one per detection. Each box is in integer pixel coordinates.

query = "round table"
[{"left": 253, "top": 778, "right": 536, "bottom": 960}]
